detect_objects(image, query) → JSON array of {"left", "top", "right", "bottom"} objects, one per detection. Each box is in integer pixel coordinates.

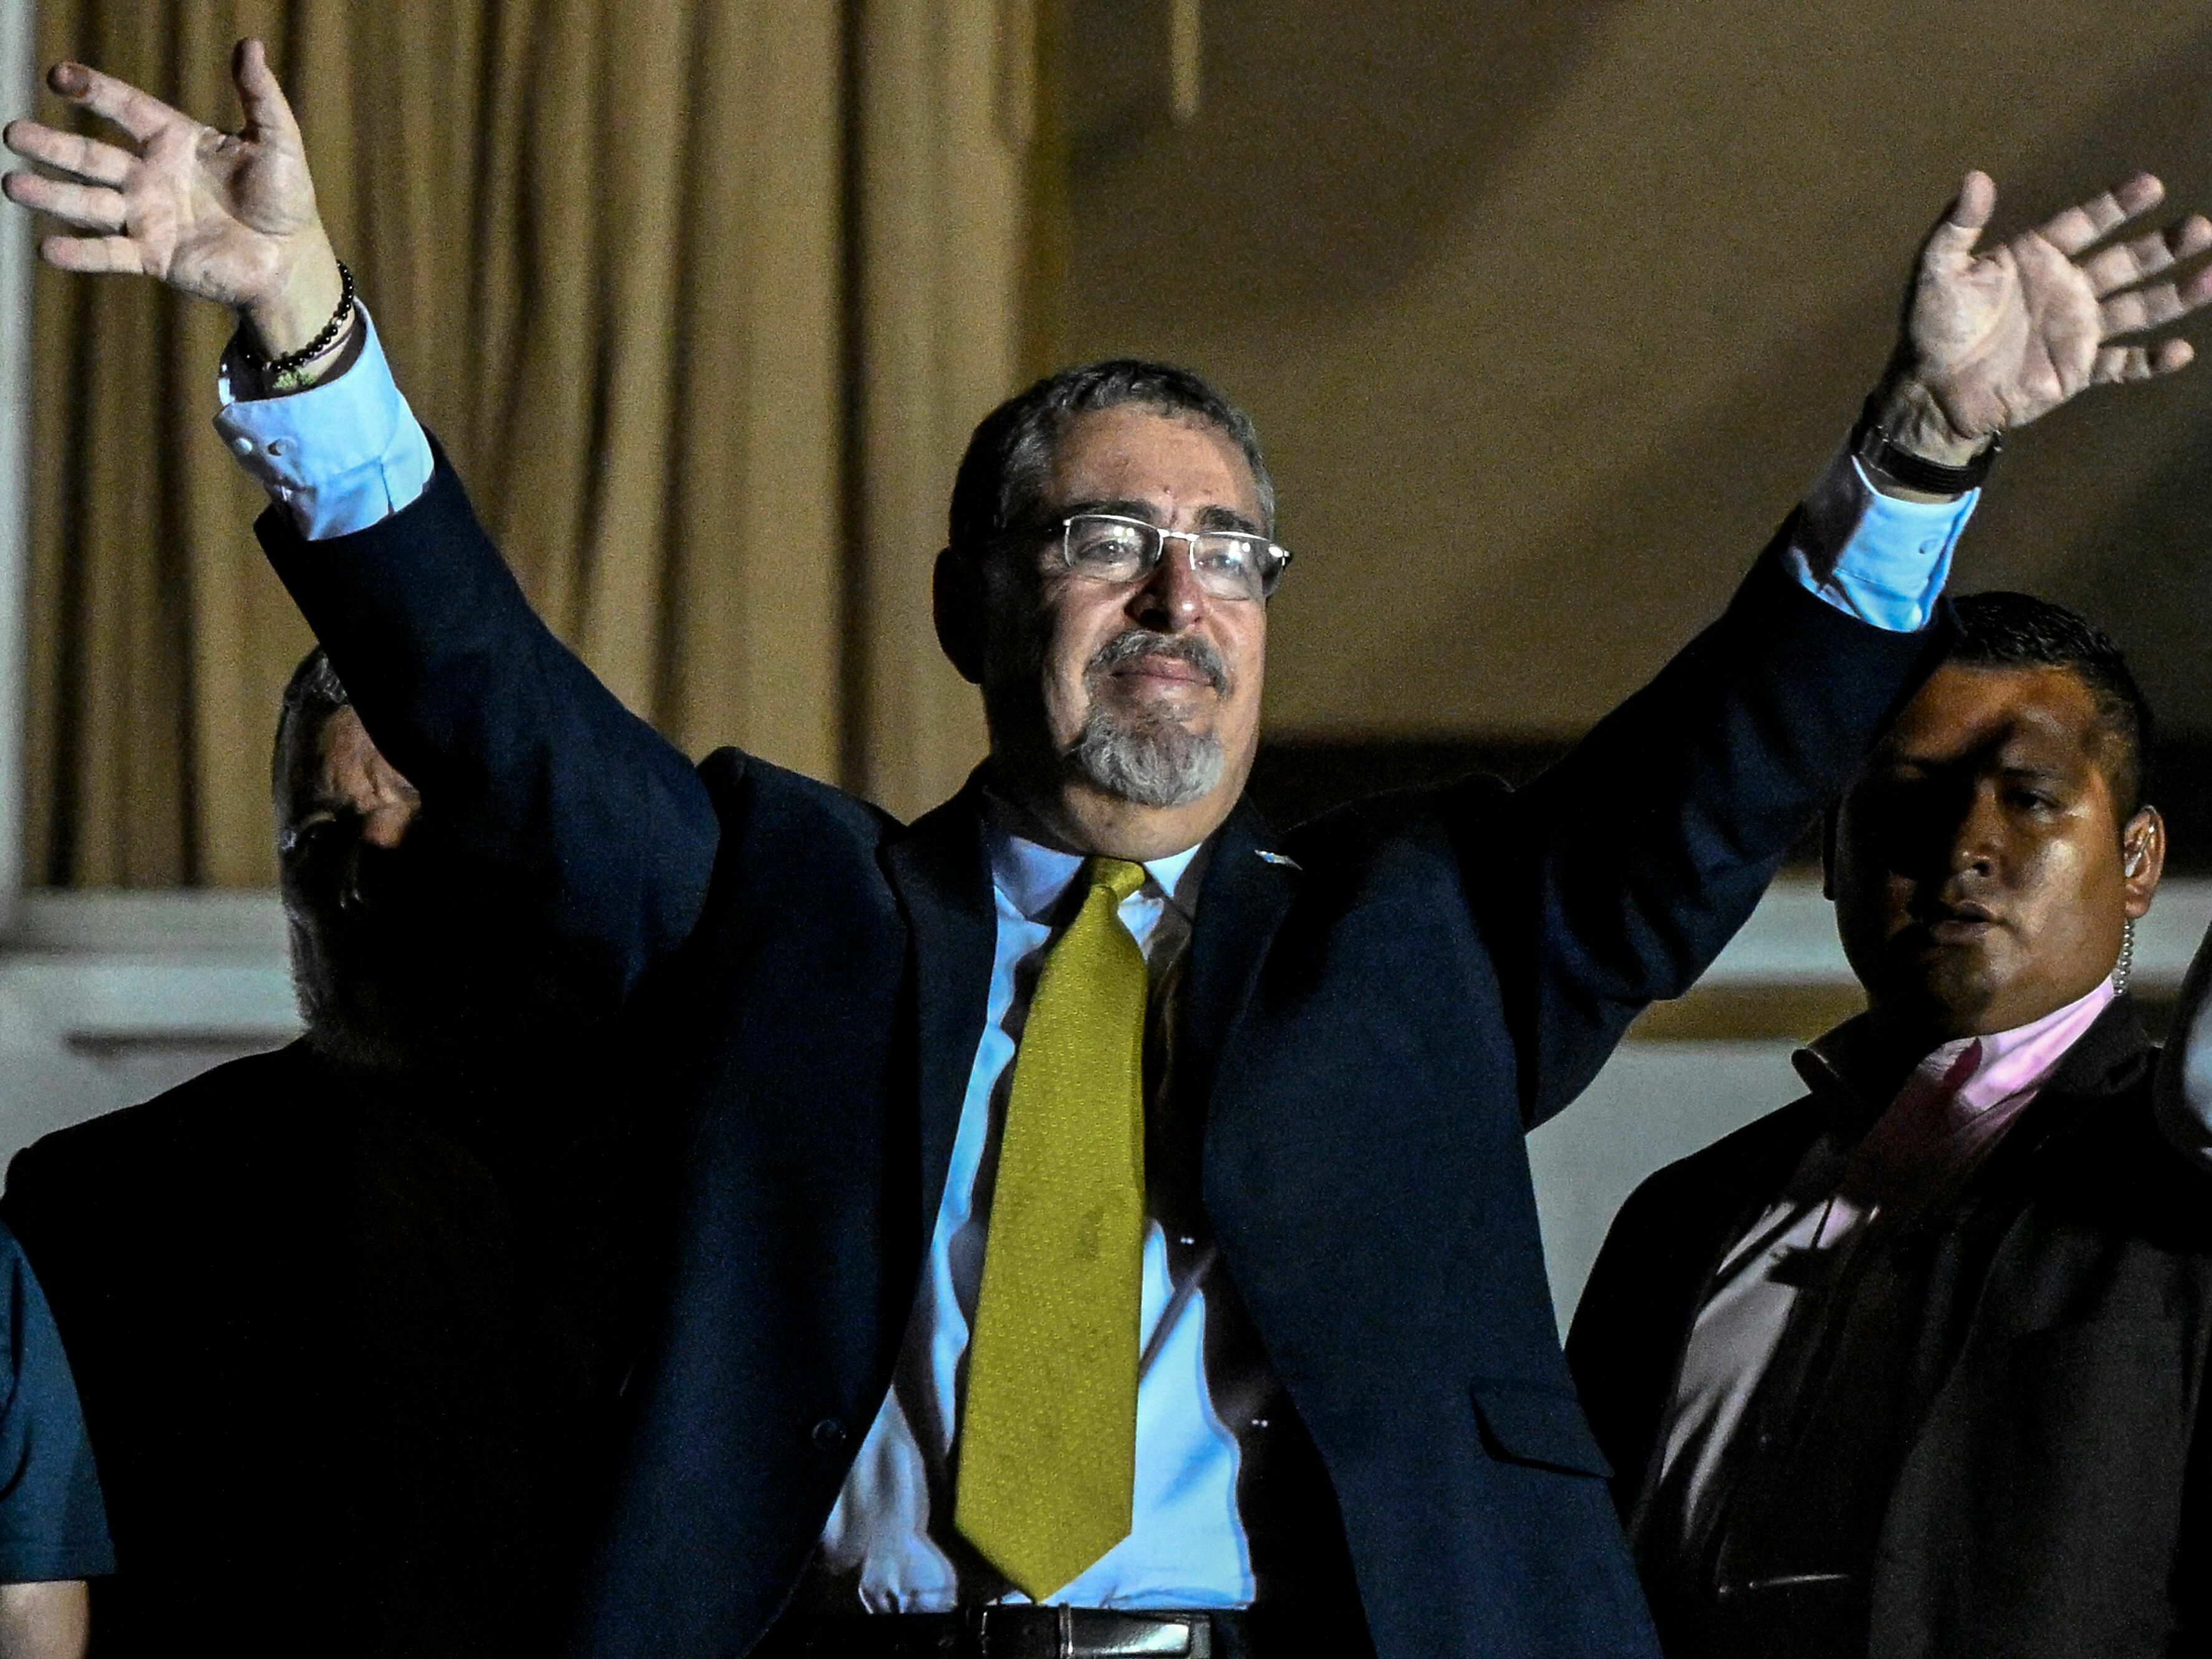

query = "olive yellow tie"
[{"left": 955, "top": 856, "right": 1150, "bottom": 1600}]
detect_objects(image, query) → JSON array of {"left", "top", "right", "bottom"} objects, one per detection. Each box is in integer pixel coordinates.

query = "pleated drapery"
[{"left": 27, "top": 0, "right": 1035, "bottom": 886}]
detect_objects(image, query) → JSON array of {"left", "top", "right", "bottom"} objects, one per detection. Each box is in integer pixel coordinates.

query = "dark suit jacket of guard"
[
  {"left": 1, "top": 1040, "right": 649, "bottom": 1658},
  {"left": 1566, "top": 1000, "right": 2212, "bottom": 1658},
  {"left": 255, "top": 446, "right": 1948, "bottom": 1659}
]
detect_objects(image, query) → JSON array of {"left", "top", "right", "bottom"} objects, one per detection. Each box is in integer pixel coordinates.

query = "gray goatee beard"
[
  {"left": 1066, "top": 633, "right": 1229, "bottom": 809},
  {"left": 286, "top": 912, "right": 423, "bottom": 1077}
]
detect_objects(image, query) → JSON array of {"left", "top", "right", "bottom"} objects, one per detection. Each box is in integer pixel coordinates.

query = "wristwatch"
[{"left": 1850, "top": 395, "right": 2000, "bottom": 495}]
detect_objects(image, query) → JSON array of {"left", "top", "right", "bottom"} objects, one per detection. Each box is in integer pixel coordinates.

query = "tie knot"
[{"left": 1085, "top": 856, "right": 1149, "bottom": 905}]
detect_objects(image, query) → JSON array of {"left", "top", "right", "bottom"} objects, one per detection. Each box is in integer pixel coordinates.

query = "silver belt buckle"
[
  {"left": 1061, "top": 1608, "right": 1210, "bottom": 1658},
  {"left": 970, "top": 1606, "right": 1210, "bottom": 1659}
]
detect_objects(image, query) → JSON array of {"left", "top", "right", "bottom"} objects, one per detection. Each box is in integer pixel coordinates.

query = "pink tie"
[{"left": 1833, "top": 1041, "right": 1983, "bottom": 1224}]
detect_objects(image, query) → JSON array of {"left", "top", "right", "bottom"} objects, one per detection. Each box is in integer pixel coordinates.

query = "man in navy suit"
[{"left": 9, "top": 39, "right": 2211, "bottom": 1659}]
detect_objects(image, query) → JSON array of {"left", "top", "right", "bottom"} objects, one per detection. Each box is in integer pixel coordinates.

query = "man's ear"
[
  {"left": 2122, "top": 803, "right": 2167, "bottom": 919},
  {"left": 933, "top": 547, "right": 985, "bottom": 686}
]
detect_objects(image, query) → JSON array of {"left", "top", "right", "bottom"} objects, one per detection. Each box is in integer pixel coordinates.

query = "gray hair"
[
  {"left": 948, "top": 359, "right": 1275, "bottom": 553},
  {"left": 272, "top": 646, "right": 351, "bottom": 799}
]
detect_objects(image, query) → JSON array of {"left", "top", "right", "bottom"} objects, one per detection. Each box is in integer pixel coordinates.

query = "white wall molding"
[{"left": 0, "top": 889, "right": 298, "bottom": 1165}]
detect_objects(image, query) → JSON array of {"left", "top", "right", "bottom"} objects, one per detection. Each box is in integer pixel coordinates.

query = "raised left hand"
[
  {"left": 1878, "top": 171, "right": 2212, "bottom": 465},
  {"left": 1, "top": 40, "right": 341, "bottom": 357}
]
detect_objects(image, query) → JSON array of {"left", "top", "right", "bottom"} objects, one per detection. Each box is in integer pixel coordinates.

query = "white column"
[{"left": 0, "top": 0, "right": 32, "bottom": 933}]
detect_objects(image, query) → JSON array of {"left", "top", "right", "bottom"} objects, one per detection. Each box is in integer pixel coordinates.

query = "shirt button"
[
  {"left": 230, "top": 435, "right": 253, "bottom": 455},
  {"left": 267, "top": 438, "right": 287, "bottom": 456},
  {"left": 810, "top": 1417, "right": 849, "bottom": 1452}
]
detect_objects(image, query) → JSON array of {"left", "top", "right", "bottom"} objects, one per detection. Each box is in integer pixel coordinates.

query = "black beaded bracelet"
[
  {"left": 1850, "top": 394, "right": 2000, "bottom": 495},
  {"left": 241, "top": 259, "right": 356, "bottom": 383}
]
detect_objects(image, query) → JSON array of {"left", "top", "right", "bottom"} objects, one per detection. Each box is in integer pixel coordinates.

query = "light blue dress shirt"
[
  {"left": 216, "top": 309, "right": 433, "bottom": 538},
  {"left": 818, "top": 825, "right": 1252, "bottom": 1609},
  {"left": 210, "top": 328, "right": 1979, "bottom": 1605}
]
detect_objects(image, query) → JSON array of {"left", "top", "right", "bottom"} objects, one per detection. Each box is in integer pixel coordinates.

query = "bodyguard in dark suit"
[
  {"left": 2, "top": 653, "right": 646, "bottom": 1657},
  {"left": 1568, "top": 595, "right": 2212, "bottom": 1658},
  {"left": 12, "top": 41, "right": 2212, "bottom": 1659}
]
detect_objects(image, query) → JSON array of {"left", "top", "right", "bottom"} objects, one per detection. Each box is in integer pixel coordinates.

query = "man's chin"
[
  {"left": 1883, "top": 947, "right": 2010, "bottom": 1036},
  {"left": 1066, "top": 711, "right": 1227, "bottom": 811}
]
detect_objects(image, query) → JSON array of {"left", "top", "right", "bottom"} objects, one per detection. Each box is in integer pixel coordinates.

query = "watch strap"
[{"left": 1851, "top": 395, "right": 2000, "bottom": 495}]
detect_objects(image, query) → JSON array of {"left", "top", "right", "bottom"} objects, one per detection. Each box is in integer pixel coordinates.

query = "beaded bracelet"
[{"left": 242, "top": 259, "right": 356, "bottom": 392}]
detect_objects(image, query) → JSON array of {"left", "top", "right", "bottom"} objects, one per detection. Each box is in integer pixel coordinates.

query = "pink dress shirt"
[{"left": 1645, "top": 976, "right": 2117, "bottom": 1543}]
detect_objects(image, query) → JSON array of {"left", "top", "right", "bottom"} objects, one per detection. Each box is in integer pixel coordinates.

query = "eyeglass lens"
[{"left": 1061, "top": 514, "right": 1284, "bottom": 600}]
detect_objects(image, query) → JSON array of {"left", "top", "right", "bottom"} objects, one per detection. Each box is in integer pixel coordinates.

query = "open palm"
[
  {"left": 1894, "top": 171, "right": 2212, "bottom": 453},
  {"left": 1, "top": 40, "right": 337, "bottom": 349}
]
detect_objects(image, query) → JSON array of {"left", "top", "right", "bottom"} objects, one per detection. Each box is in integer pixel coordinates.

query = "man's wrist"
[
  {"left": 1869, "top": 376, "right": 1990, "bottom": 471},
  {"left": 240, "top": 234, "right": 344, "bottom": 360},
  {"left": 1855, "top": 380, "right": 1999, "bottom": 500},
  {"left": 259, "top": 308, "right": 362, "bottom": 396}
]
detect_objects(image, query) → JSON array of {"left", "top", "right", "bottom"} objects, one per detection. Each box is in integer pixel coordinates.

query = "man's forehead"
[
  {"left": 312, "top": 706, "right": 375, "bottom": 773},
  {"left": 1041, "top": 405, "right": 1263, "bottom": 523},
  {"left": 299, "top": 707, "right": 415, "bottom": 806},
  {"left": 1877, "top": 663, "right": 2105, "bottom": 768}
]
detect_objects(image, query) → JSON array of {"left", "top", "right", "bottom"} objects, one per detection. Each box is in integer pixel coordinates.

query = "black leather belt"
[
  {"left": 765, "top": 1605, "right": 1247, "bottom": 1658},
  {"left": 1704, "top": 1570, "right": 1868, "bottom": 1659}
]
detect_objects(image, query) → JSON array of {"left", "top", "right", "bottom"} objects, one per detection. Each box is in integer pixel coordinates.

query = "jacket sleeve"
[
  {"left": 257, "top": 438, "right": 721, "bottom": 1010},
  {"left": 2154, "top": 920, "right": 2212, "bottom": 1171},
  {"left": 1455, "top": 526, "right": 1950, "bottom": 1128},
  {"left": 0, "top": 1221, "right": 111, "bottom": 1581}
]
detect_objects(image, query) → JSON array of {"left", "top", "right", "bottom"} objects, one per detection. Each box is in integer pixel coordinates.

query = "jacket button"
[{"left": 811, "top": 1417, "right": 850, "bottom": 1452}]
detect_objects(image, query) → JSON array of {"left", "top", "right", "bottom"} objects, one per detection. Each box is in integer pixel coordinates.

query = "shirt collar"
[
  {"left": 983, "top": 820, "right": 1209, "bottom": 924},
  {"left": 1797, "top": 975, "right": 2119, "bottom": 1130},
  {"left": 1947, "top": 976, "right": 2117, "bottom": 1115}
]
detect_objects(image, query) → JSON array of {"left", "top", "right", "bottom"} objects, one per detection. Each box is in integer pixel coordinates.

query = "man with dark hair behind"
[
  {"left": 0, "top": 649, "right": 645, "bottom": 1657},
  {"left": 1567, "top": 592, "right": 2212, "bottom": 1658}
]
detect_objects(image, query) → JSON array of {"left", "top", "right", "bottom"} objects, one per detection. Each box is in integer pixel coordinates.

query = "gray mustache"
[{"left": 1087, "top": 630, "right": 1231, "bottom": 696}]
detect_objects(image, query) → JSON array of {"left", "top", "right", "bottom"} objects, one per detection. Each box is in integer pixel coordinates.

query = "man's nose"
[
  {"left": 361, "top": 799, "right": 414, "bottom": 851},
  {"left": 1128, "top": 537, "right": 1208, "bottom": 630},
  {"left": 1948, "top": 788, "right": 2005, "bottom": 877},
  {"left": 333, "top": 804, "right": 414, "bottom": 913}
]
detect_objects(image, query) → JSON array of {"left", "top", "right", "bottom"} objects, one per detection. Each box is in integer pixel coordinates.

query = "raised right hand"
[{"left": 0, "top": 37, "right": 341, "bottom": 357}]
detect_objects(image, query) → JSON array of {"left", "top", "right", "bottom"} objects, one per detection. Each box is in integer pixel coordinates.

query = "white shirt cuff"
[
  {"left": 212, "top": 304, "right": 435, "bottom": 541},
  {"left": 1782, "top": 448, "right": 1977, "bottom": 632}
]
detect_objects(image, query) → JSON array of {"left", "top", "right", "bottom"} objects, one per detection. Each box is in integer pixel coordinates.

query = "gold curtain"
[{"left": 27, "top": 0, "right": 1037, "bottom": 887}]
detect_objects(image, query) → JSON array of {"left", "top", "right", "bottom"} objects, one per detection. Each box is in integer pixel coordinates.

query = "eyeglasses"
[{"left": 1052, "top": 513, "right": 1293, "bottom": 602}]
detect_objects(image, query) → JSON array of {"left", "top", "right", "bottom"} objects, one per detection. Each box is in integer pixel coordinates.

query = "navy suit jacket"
[{"left": 258, "top": 451, "right": 1947, "bottom": 1659}]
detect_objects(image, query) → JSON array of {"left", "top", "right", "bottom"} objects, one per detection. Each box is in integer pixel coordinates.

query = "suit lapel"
[
  {"left": 882, "top": 786, "right": 1303, "bottom": 1247},
  {"left": 883, "top": 781, "right": 998, "bottom": 1252},
  {"left": 1955, "top": 996, "right": 2153, "bottom": 1209},
  {"left": 2033, "top": 994, "right": 2152, "bottom": 1101},
  {"left": 1178, "top": 798, "right": 1300, "bottom": 1120}
]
